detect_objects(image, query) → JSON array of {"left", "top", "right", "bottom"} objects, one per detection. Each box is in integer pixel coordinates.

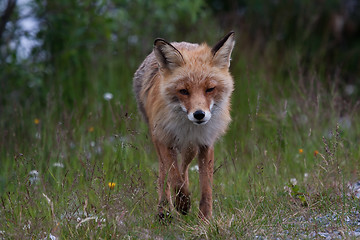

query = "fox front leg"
[
  {"left": 175, "top": 146, "right": 197, "bottom": 215},
  {"left": 154, "top": 140, "right": 189, "bottom": 220},
  {"left": 198, "top": 145, "right": 214, "bottom": 220}
]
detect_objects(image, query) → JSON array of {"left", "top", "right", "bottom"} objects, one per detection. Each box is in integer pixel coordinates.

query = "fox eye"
[
  {"left": 206, "top": 87, "right": 215, "bottom": 93},
  {"left": 179, "top": 89, "right": 189, "bottom": 95}
]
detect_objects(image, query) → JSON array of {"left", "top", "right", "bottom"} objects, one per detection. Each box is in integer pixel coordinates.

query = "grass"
[{"left": 1, "top": 45, "right": 360, "bottom": 239}]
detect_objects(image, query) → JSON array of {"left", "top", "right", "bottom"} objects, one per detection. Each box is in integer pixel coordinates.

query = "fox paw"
[
  {"left": 157, "top": 210, "right": 172, "bottom": 224},
  {"left": 175, "top": 190, "right": 191, "bottom": 215}
]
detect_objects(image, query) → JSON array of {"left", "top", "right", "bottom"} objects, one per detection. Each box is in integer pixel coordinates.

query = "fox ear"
[
  {"left": 211, "top": 31, "right": 235, "bottom": 69},
  {"left": 154, "top": 39, "right": 184, "bottom": 71}
]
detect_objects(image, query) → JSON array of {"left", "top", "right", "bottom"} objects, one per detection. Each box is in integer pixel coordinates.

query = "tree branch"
[{"left": 0, "top": 0, "right": 17, "bottom": 42}]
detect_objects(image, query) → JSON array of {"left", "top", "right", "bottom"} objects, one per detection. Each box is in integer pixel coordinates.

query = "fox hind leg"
[{"left": 157, "top": 159, "right": 172, "bottom": 221}]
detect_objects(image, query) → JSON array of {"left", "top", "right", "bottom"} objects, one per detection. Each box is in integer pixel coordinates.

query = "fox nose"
[{"left": 193, "top": 110, "right": 205, "bottom": 120}]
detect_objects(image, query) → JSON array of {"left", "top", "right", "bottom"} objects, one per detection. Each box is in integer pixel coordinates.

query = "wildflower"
[
  {"left": 53, "top": 162, "right": 64, "bottom": 168},
  {"left": 35, "top": 132, "right": 41, "bottom": 139},
  {"left": 190, "top": 165, "right": 199, "bottom": 172},
  {"left": 304, "top": 173, "right": 309, "bottom": 182},
  {"left": 34, "top": 118, "right": 40, "bottom": 124},
  {"left": 284, "top": 185, "right": 291, "bottom": 193},
  {"left": 108, "top": 182, "right": 116, "bottom": 189},
  {"left": 29, "top": 170, "right": 39, "bottom": 185},
  {"left": 103, "top": 92, "right": 113, "bottom": 101},
  {"left": 314, "top": 150, "right": 319, "bottom": 156},
  {"left": 88, "top": 127, "right": 94, "bottom": 132},
  {"left": 29, "top": 170, "right": 39, "bottom": 175},
  {"left": 290, "top": 178, "right": 297, "bottom": 186},
  {"left": 299, "top": 148, "right": 303, "bottom": 154}
]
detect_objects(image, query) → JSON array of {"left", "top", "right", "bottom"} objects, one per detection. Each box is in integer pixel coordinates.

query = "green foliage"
[
  {"left": 32, "top": 0, "right": 211, "bottom": 107},
  {"left": 208, "top": 0, "right": 360, "bottom": 79},
  {"left": 287, "top": 182, "right": 308, "bottom": 207}
]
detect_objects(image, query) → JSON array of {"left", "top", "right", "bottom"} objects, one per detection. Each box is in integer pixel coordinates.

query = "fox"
[{"left": 133, "top": 32, "right": 235, "bottom": 221}]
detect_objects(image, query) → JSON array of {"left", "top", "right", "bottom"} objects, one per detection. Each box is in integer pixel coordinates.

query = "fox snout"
[
  {"left": 194, "top": 110, "right": 205, "bottom": 120},
  {"left": 179, "top": 96, "right": 215, "bottom": 125},
  {"left": 187, "top": 109, "right": 212, "bottom": 125}
]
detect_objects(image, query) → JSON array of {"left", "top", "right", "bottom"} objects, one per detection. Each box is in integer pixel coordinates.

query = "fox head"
[{"left": 154, "top": 32, "right": 235, "bottom": 125}]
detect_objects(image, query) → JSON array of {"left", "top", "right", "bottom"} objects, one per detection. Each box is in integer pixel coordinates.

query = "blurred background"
[{"left": 1, "top": 0, "right": 359, "bottom": 115}]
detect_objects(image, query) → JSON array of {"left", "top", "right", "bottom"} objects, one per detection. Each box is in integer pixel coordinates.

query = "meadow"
[{"left": 1, "top": 1, "right": 360, "bottom": 239}]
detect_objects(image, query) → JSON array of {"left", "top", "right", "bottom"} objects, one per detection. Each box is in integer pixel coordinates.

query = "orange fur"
[{"left": 133, "top": 32, "right": 235, "bottom": 220}]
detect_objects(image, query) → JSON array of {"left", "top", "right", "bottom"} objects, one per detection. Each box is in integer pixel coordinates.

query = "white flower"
[
  {"left": 22, "top": 222, "right": 31, "bottom": 230},
  {"left": 304, "top": 173, "right": 309, "bottom": 179},
  {"left": 284, "top": 185, "right": 291, "bottom": 192},
  {"left": 103, "top": 92, "right": 113, "bottom": 101},
  {"left": 290, "top": 178, "right": 297, "bottom": 186},
  {"left": 29, "top": 170, "right": 39, "bottom": 185},
  {"left": 49, "top": 233, "right": 58, "bottom": 240},
  {"left": 29, "top": 170, "right": 39, "bottom": 176},
  {"left": 53, "top": 162, "right": 64, "bottom": 168},
  {"left": 190, "top": 165, "right": 199, "bottom": 172},
  {"left": 35, "top": 132, "right": 41, "bottom": 139}
]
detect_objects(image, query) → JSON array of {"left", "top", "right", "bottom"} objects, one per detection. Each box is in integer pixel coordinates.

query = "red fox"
[{"left": 133, "top": 32, "right": 235, "bottom": 221}]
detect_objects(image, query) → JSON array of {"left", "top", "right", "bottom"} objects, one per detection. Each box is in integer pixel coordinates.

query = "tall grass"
[{"left": 1, "top": 45, "right": 359, "bottom": 238}]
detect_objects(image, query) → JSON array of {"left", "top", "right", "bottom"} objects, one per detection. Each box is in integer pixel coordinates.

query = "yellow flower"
[
  {"left": 299, "top": 148, "right": 303, "bottom": 154},
  {"left": 34, "top": 118, "right": 40, "bottom": 125},
  {"left": 108, "top": 182, "right": 116, "bottom": 189},
  {"left": 314, "top": 150, "right": 319, "bottom": 156},
  {"left": 88, "top": 127, "right": 94, "bottom": 132}
]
